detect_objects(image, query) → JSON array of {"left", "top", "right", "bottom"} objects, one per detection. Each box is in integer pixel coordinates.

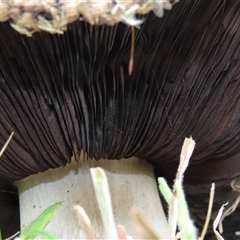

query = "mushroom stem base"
[{"left": 15, "top": 157, "right": 168, "bottom": 239}]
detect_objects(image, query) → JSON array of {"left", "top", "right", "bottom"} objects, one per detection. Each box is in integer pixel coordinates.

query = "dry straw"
[{"left": 0, "top": 0, "right": 174, "bottom": 36}]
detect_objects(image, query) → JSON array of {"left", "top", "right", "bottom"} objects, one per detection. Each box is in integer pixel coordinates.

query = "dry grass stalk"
[
  {"left": 213, "top": 203, "right": 228, "bottom": 240},
  {"left": 177, "top": 136, "right": 196, "bottom": 181},
  {"left": 235, "top": 231, "right": 240, "bottom": 236},
  {"left": 218, "top": 179, "right": 240, "bottom": 234},
  {"left": 170, "top": 137, "right": 197, "bottom": 239},
  {"left": 0, "top": 132, "right": 14, "bottom": 157},
  {"left": 0, "top": 0, "right": 174, "bottom": 35},
  {"left": 117, "top": 225, "right": 127, "bottom": 240},
  {"left": 128, "top": 26, "right": 135, "bottom": 76},
  {"left": 4, "top": 231, "right": 20, "bottom": 240},
  {"left": 131, "top": 207, "right": 162, "bottom": 240},
  {"left": 199, "top": 183, "right": 215, "bottom": 240},
  {"left": 73, "top": 205, "right": 95, "bottom": 240}
]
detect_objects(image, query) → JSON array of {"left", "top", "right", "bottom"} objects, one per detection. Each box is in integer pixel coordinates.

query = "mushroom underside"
[{"left": 1, "top": 0, "right": 240, "bottom": 238}]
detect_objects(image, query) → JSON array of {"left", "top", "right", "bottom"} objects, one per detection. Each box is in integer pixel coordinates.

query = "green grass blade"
[
  {"left": 158, "top": 177, "right": 172, "bottom": 204},
  {"left": 175, "top": 180, "right": 197, "bottom": 239},
  {"left": 20, "top": 202, "right": 63, "bottom": 240},
  {"left": 90, "top": 167, "right": 118, "bottom": 239},
  {"left": 22, "top": 229, "right": 60, "bottom": 240}
]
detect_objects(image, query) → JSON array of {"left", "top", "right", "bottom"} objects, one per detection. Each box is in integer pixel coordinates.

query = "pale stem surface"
[{"left": 15, "top": 157, "right": 168, "bottom": 239}]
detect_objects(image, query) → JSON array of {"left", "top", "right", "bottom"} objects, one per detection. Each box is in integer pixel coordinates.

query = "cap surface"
[
  {"left": 0, "top": 1, "right": 240, "bottom": 183},
  {"left": 1, "top": 0, "right": 240, "bottom": 237}
]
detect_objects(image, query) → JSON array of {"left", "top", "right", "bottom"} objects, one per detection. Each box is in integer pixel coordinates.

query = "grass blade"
[
  {"left": 90, "top": 167, "right": 118, "bottom": 239},
  {"left": 20, "top": 202, "right": 63, "bottom": 240}
]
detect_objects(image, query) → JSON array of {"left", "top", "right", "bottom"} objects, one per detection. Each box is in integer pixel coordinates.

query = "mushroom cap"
[
  {"left": 1, "top": 0, "right": 240, "bottom": 182},
  {"left": 1, "top": 0, "right": 240, "bottom": 236},
  {"left": 0, "top": 183, "right": 19, "bottom": 239}
]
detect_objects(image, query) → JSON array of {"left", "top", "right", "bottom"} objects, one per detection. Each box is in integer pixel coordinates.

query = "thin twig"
[
  {"left": 235, "top": 231, "right": 240, "bottom": 236},
  {"left": 218, "top": 196, "right": 240, "bottom": 233},
  {"left": 131, "top": 207, "right": 162, "bottom": 240},
  {"left": 128, "top": 26, "right": 135, "bottom": 75},
  {"left": 213, "top": 203, "right": 228, "bottom": 240},
  {"left": 117, "top": 225, "right": 127, "bottom": 240},
  {"left": 0, "top": 189, "right": 18, "bottom": 195},
  {"left": 199, "top": 183, "right": 215, "bottom": 240},
  {"left": 4, "top": 231, "right": 20, "bottom": 240},
  {"left": 0, "top": 132, "right": 14, "bottom": 157},
  {"left": 218, "top": 179, "right": 240, "bottom": 233},
  {"left": 73, "top": 205, "right": 95, "bottom": 240}
]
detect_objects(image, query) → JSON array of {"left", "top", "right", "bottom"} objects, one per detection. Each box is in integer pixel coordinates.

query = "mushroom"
[
  {"left": 0, "top": 183, "right": 19, "bottom": 239},
  {"left": 1, "top": 0, "right": 240, "bottom": 239}
]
